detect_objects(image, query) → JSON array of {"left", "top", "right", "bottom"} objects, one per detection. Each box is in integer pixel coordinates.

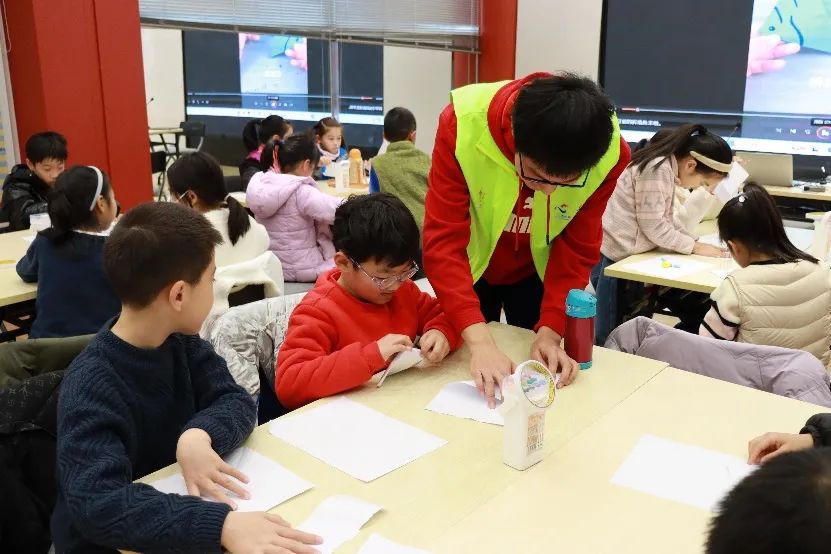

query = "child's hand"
[
  {"left": 693, "top": 242, "right": 729, "bottom": 258},
  {"left": 377, "top": 334, "right": 413, "bottom": 361},
  {"left": 419, "top": 329, "right": 450, "bottom": 364},
  {"left": 319, "top": 157, "right": 332, "bottom": 167},
  {"left": 176, "top": 428, "right": 250, "bottom": 509},
  {"left": 748, "top": 432, "right": 814, "bottom": 465},
  {"left": 221, "top": 511, "right": 322, "bottom": 554}
]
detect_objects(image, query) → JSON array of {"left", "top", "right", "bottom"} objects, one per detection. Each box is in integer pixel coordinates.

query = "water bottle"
[{"left": 564, "top": 289, "right": 597, "bottom": 369}]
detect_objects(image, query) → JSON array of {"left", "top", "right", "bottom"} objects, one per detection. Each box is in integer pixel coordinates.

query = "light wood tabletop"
[
  {"left": 765, "top": 184, "right": 831, "bottom": 202},
  {"left": 429, "top": 367, "right": 823, "bottom": 554},
  {"left": 135, "top": 323, "right": 669, "bottom": 553},
  {"left": 0, "top": 229, "right": 37, "bottom": 307}
]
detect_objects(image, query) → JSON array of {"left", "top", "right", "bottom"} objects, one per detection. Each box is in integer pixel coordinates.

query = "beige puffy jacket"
[{"left": 709, "top": 260, "right": 831, "bottom": 367}]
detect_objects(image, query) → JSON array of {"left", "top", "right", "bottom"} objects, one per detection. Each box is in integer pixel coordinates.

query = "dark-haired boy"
[
  {"left": 276, "top": 193, "right": 461, "bottom": 409},
  {"left": 51, "top": 202, "right": 321, "bottom": 554},
  {"left": 1, "top": 131, "right": 67, "bottom": 231},
  {"left": 369, "top": 107, "right": 430, "bottom": 235}
]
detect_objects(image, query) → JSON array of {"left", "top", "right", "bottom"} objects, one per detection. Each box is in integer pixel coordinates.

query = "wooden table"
[
  {"left": 429, "top": 367, "right": 822, "bottom": 554},
  {"left": 137, "top": 323, "right": 668, "bottom": 553},
  {"left": 316, "top": 180, "right": 369, "bottom": 198},
  {"left": 765, "top": 184, "right": 831, "bottom": 202},
  {"left": 0, "top": 230, "right": 37, "bottom": 307}
]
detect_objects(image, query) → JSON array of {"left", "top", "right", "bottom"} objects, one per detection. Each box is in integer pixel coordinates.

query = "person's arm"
[
  {"left": 676, "top": 186, "right": 717, "bottom": 234},
  {"left": 5, "top": 186, "right": 47, "bottom": 231},
  {"left": 633, "top": 163, "right": 697, "bottom": 254},
  {"left": 423, "top": 104, "right": 485, "bottom": 335},
  {"left": 699, "top": 281, "right": 741, "bottom": 341},
  {"left": 275, "top": 303, "right": 387, "bottom": 409},
  {"left": 801, "top": 413, "right": 831, "bottom": 447},
  {"left": 410, "top": 283, "right": 462, "bottom": 351},
  {"left": 57, "top": 368, "right": 231, "bottom": 551},
  {"left": 182, "top": 336, "right": 257, "bottom": 456},
  {"left": 369, "top": 167, "right": 380, "bottom": 193},
  {"left": 296, "top": 184, "right": 342, "bottom": 225},
  {"left": 15, "top": 237, "right": 40, "bottom": 282},
  {"left": 537, "top": 138, "right": 631, "bottom": 336}
]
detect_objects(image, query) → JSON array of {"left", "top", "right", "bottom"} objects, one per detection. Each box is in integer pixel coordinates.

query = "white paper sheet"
[
  {"left": 701, "top": 227, "right": 812, "bottom": 253},
  {"left": 22, "top": 235, "right": 35, "bottom": 243},
  {"left": 377, "top": 348, "right": 423, "bottom": 387},
  {"left": 611, "top": 434, "right": 754, "bottom": 512},
  {"left": 698, "top": 233, "right": 724, "bottom": 248},
  {"left": 710, "top": 269, "right": 732, "bottom": 280},
  {"left": 358, "top": 534, "right": 430, "bottom": 554},
  {"left": 149, "top": 447, "right": 312, "bottom": 512},
  {"left": 268, "top": 397, "right": 447, "bottom": 482},
  {"left": 621, "top": 256, "right": 714, "bottom": 279},
  {"left": 425, "top": 380, "right": 504, "bottom": 425},
  {"left": 298, "top": 495, "right": 381, "bottom": 554},
  {"left": 714, "top": 163, "right": 749, "bottom": 203}
]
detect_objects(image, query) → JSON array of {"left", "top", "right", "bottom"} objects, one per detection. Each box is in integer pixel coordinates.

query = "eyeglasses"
[
  {"left": 350, "top": 258, "right": 419, "bottom": 291},
  {"left": 518, "top": 154, "right": 589, "bottom": 188}
]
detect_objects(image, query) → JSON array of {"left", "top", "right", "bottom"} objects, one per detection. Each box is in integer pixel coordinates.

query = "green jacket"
[{"left": 371, "top": 141, "right": 430, "bottom": 236}]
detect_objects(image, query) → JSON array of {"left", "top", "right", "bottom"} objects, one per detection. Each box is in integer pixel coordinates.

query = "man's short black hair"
[
  {"left": 383, "top": 107, "right": 417, "bottom": 143},
  {"left": 104, "top": 202, "right": 222, "bottom": 308},
  {"left": 25, "top": 131, "right": 68, "bottom": 163},
  {"left": 706, "top": 447, "right": 831, "bottom": 554},
  {"left": 512, "top": 73, "right": 614, "bottom": 176},
  {"left": 332, "top": 193, "right": 419, "bottom": 266}
]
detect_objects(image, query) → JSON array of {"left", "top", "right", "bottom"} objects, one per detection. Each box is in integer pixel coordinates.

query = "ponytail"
[
  {"left": 243, "top": 115, "right": 292, "bottom": 153},
  {"left": 242, "top": 119, "right": 261, "bottom": 152},
  {"left": 274, "top": 134, "right": 320, "bottom": 173},
  {"left": 260, "top": 139, "right": 282, "bottom": 173},
  {"left": 41, "top": 166, "right": 112, "bottom": 245},
  {"left": 630, "top": 124, "right": 733, "bottom": 175},
  {"left": 167, "top": 152, "right": 251, "bottom": 245}
]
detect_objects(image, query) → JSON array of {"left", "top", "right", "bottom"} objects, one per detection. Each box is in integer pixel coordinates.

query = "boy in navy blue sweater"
[{"left": 51, "top": 202, "right": 321, "bottom": 554}]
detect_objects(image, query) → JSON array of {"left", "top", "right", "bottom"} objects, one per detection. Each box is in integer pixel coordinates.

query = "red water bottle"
[{"left": 564, "top": 289, "right": 596, "bottom": 370}]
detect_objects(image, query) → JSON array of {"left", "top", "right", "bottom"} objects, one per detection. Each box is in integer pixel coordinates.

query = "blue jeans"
[{"left": 590, "top": 254, "right": 618, "bottom": 346}]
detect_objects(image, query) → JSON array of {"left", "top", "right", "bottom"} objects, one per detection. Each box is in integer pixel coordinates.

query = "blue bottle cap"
[{"left": 565, "top": 289, "right": 597, "bottom": 318}]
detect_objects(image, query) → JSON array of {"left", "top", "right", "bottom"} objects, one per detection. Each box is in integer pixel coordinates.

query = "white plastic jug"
[{"left": 497, "top": 360, "right": 556, "bottom": 470}]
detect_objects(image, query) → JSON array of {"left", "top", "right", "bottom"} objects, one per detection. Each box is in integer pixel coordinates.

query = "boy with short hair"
[
  {"left": 707, "top": 447, "right": 831, "bottom": 554},
  {"left": 369, "top": 107, "right": 430, "bottom": 235},
  {"left": 276, "top": 193, "right": 460, "bottom": 409},
  {"left": 51, "top": 202, "right": 321, "bottom": 554},
  {"left": 1, "top": 131, "right": 67, "bottom": 231}
]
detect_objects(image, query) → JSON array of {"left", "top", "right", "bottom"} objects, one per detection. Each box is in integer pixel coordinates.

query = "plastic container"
[
  {"left": 564, "top": 289, "right": 596, "bottom": 369},
  {"left": 334, "top": 160, "right": 350, "bottom": 190},
  {"left": 348, "top": 148, "right": 364, "bottom": 188},
  {"left": 497, "top": 360, "right": 556, "bottom": 470}
]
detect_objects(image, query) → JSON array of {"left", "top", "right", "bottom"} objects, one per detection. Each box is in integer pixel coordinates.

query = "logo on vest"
[{"left": 556, "top": 203, "right": 572, "bottom": 221}]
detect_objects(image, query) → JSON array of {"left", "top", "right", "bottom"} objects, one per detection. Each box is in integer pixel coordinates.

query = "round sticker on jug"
[{"left": 516, "top": 360, "right": 556, "bottom": 408}]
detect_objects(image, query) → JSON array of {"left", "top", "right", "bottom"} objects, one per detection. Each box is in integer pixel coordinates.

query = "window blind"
[{"left": 139, "top": 0, "right": 479, "bottom": 52}]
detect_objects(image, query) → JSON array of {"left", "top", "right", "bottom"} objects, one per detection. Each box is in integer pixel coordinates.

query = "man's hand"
[{"left": 530, "top": 326, "right": 579, "bottom": 388}]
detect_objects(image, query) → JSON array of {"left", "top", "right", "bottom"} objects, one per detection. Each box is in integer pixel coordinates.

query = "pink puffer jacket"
[{"left": 246, "top": 171, "right": 342, "bottom": 282}]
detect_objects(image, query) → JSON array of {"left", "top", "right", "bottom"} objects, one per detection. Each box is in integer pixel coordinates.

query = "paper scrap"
[
  {"left": 298, "top": 495, "right": 381, "bottom": 554},
  {"left": 358, "top": 534, "right": 430, "bottom": 554},
  {"left": 621, "top": 256, "right": 713, "bottom": 279},
  {"left": 611, "top": 434, "right": 754, "bottom": 512},
  {"left": 149, "top": 447, "right": 312, "bottom": 512},
  {"left": 377, "top": 348, "right": 423, "bottom": 387},
  {"left": 425, "top": 381, "right": 504, "bottom": 425},
  {"left": 269, "top": 397, "right": 447, "bottom": 482},
  {"left": 714, "top": 162, "right": 749, "bottom": 203}
]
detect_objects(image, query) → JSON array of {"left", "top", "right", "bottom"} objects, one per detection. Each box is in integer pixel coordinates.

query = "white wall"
[
  {"left": 382, "top": 46, "right": 451, "bottom": 154},
  {"left": 515, "top": 0, "right": 604, "bottom": 79},
  {"left": 140, "top": 28, "right": 185, "bottom": 128}
]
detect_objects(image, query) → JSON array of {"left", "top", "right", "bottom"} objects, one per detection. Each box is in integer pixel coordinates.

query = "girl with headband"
[{"left": 16, "top": 165, "right": 120, "bottom": 338}]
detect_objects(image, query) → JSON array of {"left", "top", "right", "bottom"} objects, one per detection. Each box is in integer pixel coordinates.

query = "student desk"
[
  {"left": 0, "top": 230, "right": 37, "bottom": 307},
  {"left": 429, "top": 367, "right": 822, "bottom": 554},
  {"left": 133, "top": 323, "right": 668, "bottom": 553},
  {"left": 227, "top": 183, "right": 369, "bottom": 209},
  {"left": 765, "top": 184, "right": 831, "bottom": 203}
]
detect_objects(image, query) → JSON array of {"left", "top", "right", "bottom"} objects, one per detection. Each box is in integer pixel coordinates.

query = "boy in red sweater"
[{"left": 275, "top": 193, "right": 461, "bottom": 409}]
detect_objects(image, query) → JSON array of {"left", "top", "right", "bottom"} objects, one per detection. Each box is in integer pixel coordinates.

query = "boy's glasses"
[
  {"left": 350, "top": 258, "right": 419, "bottom": 291},
  {"left": 518, "top": 153, "right": 589, "bottom": 188}
]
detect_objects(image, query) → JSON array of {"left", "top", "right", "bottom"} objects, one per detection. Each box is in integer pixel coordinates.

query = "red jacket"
[
  {"left": 275, "top": 270, "right": 461, "bottom": 409},
  {"left": 423, "top": 73, "right": 631, "bottom": 336}
]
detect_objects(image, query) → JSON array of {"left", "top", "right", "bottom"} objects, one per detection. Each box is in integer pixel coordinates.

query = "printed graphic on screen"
[
  {"left": 744, "top": 0, "right": 831, "bottom": 117},
  {"left": 239, "top": 34, "right": 309, "bottom": 97}
]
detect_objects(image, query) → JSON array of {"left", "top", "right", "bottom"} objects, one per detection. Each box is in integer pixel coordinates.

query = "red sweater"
[
  {"left": 275, "top": 270, "right": 461, "bottom": 409},
  {"left": 423, "top": 73, "right": 631, "bottom": 336}
]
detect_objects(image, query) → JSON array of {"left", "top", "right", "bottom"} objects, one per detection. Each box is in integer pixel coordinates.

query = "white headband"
[
  {"left": 689, "top": 151, "right": 733, "bottom": 173},
  {"left": 88, "top": 166, "right": 103, "bottom": 211}
]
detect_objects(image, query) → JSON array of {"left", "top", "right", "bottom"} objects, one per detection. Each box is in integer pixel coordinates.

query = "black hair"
[
  {"left": 261, "top": 134, "right": 321, "bottom": 173},
  {"left": 718, "top": 182, "right": 817, "bottom": 264},
  {"left": 104, "top": 202, "right": 222, "bottom": 308},
  {"left": 512, "top": 73, "right": 614, "bottom": 176},
  {"left": 631, "top": 124, "right": 733, "bottom": 175},
  {"left": 25, "top": 131, "right": 68, "bottom": 163},
  {"left": 41, "top": 166, "right": 112, "bottom": 245},
  {"left": 241, "top": 115, "right": 292, "bottom": 152},
  {"left": 332, "top": 193, "right": 419, "bottom": 266},
  {"left": 167, "top": 151, "right": 251, "bottom": 245},
  {"left": 632, "top": 128, "right": 675, "bottom": 153},
  {"left": 309, "top": 116, "right": 347, "bottom": 151},
  {"left": 384, "top": 107, "right": 417, "bottom": 143},
  {"left": 706, "top": 447, "right": 831, "bottom": 554}
]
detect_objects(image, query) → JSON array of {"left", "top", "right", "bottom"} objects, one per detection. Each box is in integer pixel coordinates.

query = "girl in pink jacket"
[{"left": 246, "top": 134, "right": 342, "bottom": 282}]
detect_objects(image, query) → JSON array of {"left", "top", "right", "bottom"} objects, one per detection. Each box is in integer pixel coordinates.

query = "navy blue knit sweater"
[{"left": 51, "top": 320, "right": 257, "bottom": 553}]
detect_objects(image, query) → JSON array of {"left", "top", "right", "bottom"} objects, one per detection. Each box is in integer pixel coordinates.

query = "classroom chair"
[
  {"left": 0, "top": 334, "right": 92, "bottom": 388},
  {"left": 178, "top": 120, "right": 205, "bottom": 155},
  {"left": 606, "top": 317, "right": 831, "bottom": 407}
]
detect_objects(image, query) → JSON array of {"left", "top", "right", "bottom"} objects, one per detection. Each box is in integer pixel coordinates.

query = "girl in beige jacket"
[{"left": 700, "top": 184, "right": 831, "bottom": 367}]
